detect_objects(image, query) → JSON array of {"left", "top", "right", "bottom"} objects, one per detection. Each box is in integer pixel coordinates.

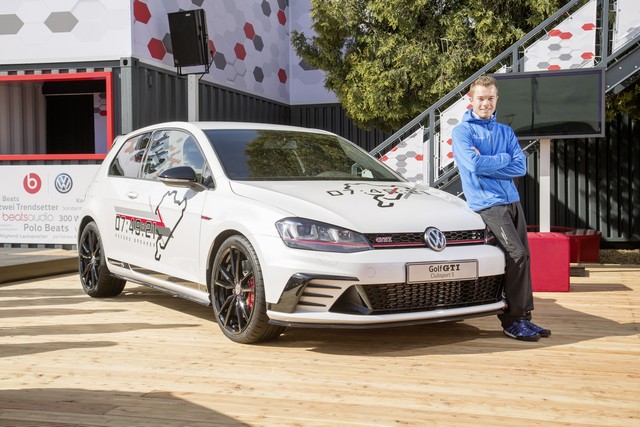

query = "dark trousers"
[{"left": 478, "top": 202, "right": 534, "bottom": 328}]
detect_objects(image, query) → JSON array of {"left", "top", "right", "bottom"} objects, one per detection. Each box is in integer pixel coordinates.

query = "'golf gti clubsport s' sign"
[{"left": 406, "top": 260, "right": 478, "bottom": 283}]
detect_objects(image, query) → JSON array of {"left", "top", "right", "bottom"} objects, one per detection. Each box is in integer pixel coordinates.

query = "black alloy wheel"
[
  {"left": 211, "top": 235, "right": 284, "bottom": 343},
  {"left": 78, "top": 221, "right": 125, "bottom": 297}
]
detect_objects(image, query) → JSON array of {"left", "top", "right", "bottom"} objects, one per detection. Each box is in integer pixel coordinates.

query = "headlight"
[{"left": 275, "top": 218, "right": 372, "bottom": 253}]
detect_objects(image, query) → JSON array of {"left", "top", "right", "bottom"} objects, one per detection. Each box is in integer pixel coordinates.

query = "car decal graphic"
[
  {"left": 113, "top": 190, "right": 188, "bottom": 261},
  {"left": 326, "top": 183, "right": 430, "bottom": 208},
  {"left": 114, "top": 206, "right": 165, "bottom": 245},
  {"left": 153, "top": 190, "right": 187, "bottom": 261}
]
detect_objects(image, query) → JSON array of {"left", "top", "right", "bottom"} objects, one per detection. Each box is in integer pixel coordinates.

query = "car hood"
[{"left": 229, "top": 181, "right": 485, "bottom": 232}]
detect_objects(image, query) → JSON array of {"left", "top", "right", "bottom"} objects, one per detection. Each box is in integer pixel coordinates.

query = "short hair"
[{"left": 470, "top": 75, "right": 498, "bottom": 95}]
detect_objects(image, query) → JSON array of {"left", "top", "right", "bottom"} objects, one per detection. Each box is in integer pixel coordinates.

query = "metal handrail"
[{"left": 372, "top": 0, "right": 613, "bottom": 188}]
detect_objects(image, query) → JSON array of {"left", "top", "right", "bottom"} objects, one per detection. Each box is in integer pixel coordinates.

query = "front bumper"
[
  {"left": 266, "top": 271, "right": 506, "bottom": 326},
  {"left": 255, "top": 234, "right": 507, "bottom": 326}
]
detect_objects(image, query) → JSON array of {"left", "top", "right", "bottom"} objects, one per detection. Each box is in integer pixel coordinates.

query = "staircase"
[{"left": 372, "top": 0, "right": 640, "bottom": 196}]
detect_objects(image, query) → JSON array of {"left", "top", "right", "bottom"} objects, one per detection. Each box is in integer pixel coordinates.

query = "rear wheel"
[
  {"left": 78, "top": 221, "right": 125, "bottom": 297},
  {"left": 211, "top": 235, "right": 284, "bottom": 343}
]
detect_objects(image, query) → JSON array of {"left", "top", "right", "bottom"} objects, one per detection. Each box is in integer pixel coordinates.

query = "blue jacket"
[{"left": 451, "top": 109, "right": 526, "bottom": 212}]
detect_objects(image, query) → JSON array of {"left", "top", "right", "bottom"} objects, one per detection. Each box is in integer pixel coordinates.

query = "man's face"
[{"left": 470, "top": 85, "right": 498, "bottom": 119}]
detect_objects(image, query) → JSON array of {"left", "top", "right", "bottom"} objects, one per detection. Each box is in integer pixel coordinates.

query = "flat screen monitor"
[{"left": 493, "top": 68, "right": 605, "bottom": 140}]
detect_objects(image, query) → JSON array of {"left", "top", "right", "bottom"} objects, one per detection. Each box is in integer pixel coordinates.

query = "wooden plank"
[{"left": 0, "top": 266, "right": 639, "bottom": 426}]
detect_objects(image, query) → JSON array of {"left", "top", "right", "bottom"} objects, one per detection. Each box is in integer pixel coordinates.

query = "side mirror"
[{"left": 158, "top": 166, "right": 205, "bottom": 191}]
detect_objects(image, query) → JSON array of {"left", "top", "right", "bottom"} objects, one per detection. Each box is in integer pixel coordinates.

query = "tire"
[
  {"left": 78, "top": 221, "right": 126, "bottom": 298},
  {"left": 211, "top": 235, "right": 285, "bottom": 344}
]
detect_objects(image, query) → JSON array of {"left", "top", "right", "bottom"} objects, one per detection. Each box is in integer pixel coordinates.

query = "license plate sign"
[{"left": 406, "top": 260, "right": 478, "bottom": 283}]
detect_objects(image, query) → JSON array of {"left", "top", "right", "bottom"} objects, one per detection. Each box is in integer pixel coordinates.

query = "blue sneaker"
[
  {"left": 524, "top": 320, "right": 551, "bottom": 337},
  {"left": 503, "top": 320, "right": 540, "bottom": 341}
]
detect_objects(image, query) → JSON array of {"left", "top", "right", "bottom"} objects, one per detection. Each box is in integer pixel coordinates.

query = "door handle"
[{"left": 126, "top": 191, "right": 138, "bottom": 199}]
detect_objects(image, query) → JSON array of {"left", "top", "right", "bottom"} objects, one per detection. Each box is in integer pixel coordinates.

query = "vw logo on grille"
[
  {"left": 54, "top": 173, "right": 73, "bottom": 194},
  {"left": 424, "top": 227, "right": 446, "bottom": 252}
]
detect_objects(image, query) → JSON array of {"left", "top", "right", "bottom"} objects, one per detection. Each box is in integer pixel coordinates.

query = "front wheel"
[
  {"left": 211, "top": 235, "right": 284, "bottom": 344},
  {"left": 78, "top": 221, "right": 126, "bottom": 298}
]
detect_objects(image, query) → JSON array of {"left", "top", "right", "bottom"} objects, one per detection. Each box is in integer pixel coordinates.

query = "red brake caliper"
[{"left": 247, "top": 276, "right": 255, "bottom": 309}]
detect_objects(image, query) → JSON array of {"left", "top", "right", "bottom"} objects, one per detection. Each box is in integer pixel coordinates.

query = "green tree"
[
  {"left": 291, "top": 0, "right": 572, "bottom": 130},
  {"left": 606, "top": 81, "right": 640, "bottom": 121}
]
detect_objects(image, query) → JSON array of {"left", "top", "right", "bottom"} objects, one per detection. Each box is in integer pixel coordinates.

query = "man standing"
[{"left": 451, "top": 75, "right": 551, "bottom": 341}]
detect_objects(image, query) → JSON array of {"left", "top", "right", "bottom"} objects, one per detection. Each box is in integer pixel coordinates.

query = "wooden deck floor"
[{"left": 0, "top": 265, "right": 638, "bottom": 426}]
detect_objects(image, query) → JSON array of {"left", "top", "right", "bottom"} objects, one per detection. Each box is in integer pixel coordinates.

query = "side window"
[
  {"left": 109, "top": 133, "right": 151, "bottom": 177},
  {"left": 142, "top": 129, "right": 208, "bottom": 184},
  {"left": 201, "top": 163, "right": 215, "bottom": 189},
  {"left": 142, "top": 130, "right": 171, "bottom": 179},
  {"left": 183, "top": 136, "right": 206, "bottom": 179}
]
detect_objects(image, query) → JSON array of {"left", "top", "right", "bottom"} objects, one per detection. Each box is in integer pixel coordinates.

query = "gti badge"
[{"left": 424, "top": 227, "right": 446, "bottom": 252}]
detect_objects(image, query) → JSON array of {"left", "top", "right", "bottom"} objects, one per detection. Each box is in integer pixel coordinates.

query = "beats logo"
[{"left": 23, "top": 173, "right": 42, "bottom": 194}]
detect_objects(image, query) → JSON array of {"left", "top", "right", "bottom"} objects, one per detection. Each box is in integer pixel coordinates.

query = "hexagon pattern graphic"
[
  {"left": 0, "top": 14, "right": 24, "bottom": 35},
  {"left": 131, "top": 0, "right": 296, "bottom": 103},
  {"left": 438, "top": 97, "right": 472, "bottom": 170},
  {"left": 0, "top": 0, "right": 337, "bottom": 105},
  {"left": 523, "top": 0, "right": 596, "bottom": 71},
  {"left": 380, "top": 128, "right": 424, "bottom": 183},
  {"left": 0, "top": 0, "right": 131, "bottom": 63},
  {"left": 133, "top": 0, "right": 151, "bottom": 24},
  {"left": 288, "top": 0, "right": 337, "bottom": 104}
]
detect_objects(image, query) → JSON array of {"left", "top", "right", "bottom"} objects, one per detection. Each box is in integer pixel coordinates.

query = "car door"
[
  {"left": 121, "top": 128, "right": 211, "bottom": 289},
  {"left": 103, "top": 131, "right": 153, "bottom": 269}
]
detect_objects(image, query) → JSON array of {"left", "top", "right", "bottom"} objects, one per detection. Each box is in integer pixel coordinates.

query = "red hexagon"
[
  {"left": 380, "top": 155, "right": 388, "bottom": 162},
  {"left": 209, "top": 39, "right": 216, "bottom": 55},
  {"left": 277, "top": 10, "right": 286, "bottom": 25},
  {"left": 147, "top": 38, "right": 166, "bottom": 60},
  {"left": 548, "top": 64, "right": 561, "bottom": 71},
  {"left": 234, "top": 43, "right": 246, "bottom": 60},
  {"left": 446, "top": 138, "right": 452, "bottom": 146},
  {"left": 133, "top": 0, "right": 151, "bottom": 24},
  {"left": 581, "top": 52, "right": 594, "bottom": 59},
  {"left": 415, "top": 154, "right": 424, "bottom": 161},
  {"left": 559, "top": 32, "right": 573, "bottom": 40},
  {"left": 582, "top": 23, "right": 595, "bottom": 31},
  {"left": 447, "top": 152, "right": 454, "bottom": 159},
  {"left": 466, "top": 104, "right": 472, "bottom": 110},
  {"left": 549, "top": 29, "right": 562, "bottom": 37},
  {"left": 278, "top": 68, "right": 287, "bottom": 83},
  {"left": 244, "top": 22, "right": 255, "bottom": 39}
]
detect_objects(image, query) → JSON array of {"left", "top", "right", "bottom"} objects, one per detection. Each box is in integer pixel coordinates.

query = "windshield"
[{"left": 204, "top": 129, "right": 404, "bottom": 181}]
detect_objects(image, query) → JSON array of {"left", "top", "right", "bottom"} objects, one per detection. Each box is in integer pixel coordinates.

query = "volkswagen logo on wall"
[
  {"left": 55, "top": 173, "right": 73, "bottom": 194},
  {"left": 424, "top": 227, "right": 446, "bottom": 252}
]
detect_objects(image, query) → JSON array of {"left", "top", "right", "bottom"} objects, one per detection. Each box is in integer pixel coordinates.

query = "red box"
[
  {"left": 528, "top": 226, "right": 601, "bottom": 263},
  {"left": 565, "top": 229, "right": 601, "bottom": 263},
  {"left": 528, "top": 232, "right": 570, "bottom": 292}
]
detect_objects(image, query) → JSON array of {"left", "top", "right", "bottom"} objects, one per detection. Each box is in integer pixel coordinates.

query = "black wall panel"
[
  {"left": 520, "top": 115, "right": 639, "bottom": 248},
  {"left": 291, "top": 104, "right": 391, "bottom": 152}
]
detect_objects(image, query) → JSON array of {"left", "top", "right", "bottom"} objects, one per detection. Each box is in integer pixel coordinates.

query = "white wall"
[{"left": 0, "top": 1, "right": 337, "bottom": 105}]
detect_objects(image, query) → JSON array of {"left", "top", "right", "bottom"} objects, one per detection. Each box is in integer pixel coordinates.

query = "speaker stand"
[{"left": 188, "top": 74, "right": 199, "bottom": 121}]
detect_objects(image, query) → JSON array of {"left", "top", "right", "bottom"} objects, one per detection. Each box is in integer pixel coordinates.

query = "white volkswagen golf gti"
[{"left": 78, "top": 121, "right": 506, "bottom": 343}]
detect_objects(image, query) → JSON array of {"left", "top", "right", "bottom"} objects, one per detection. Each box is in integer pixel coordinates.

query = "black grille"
[
  {"left": 364, "top": 229, "right": 485, "bottom": 248},
  {"left": 333, "top": 275, "right": 503, "bottom": 315}
]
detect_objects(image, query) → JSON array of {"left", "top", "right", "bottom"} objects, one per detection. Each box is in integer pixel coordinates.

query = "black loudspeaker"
[{"left": 167, "top": 9, "right": 210, "bottom": 68}]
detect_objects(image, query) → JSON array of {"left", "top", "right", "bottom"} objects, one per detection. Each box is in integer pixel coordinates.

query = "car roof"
[{"left": 128, "top": 121, "right": 334, "bottom": 135}]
